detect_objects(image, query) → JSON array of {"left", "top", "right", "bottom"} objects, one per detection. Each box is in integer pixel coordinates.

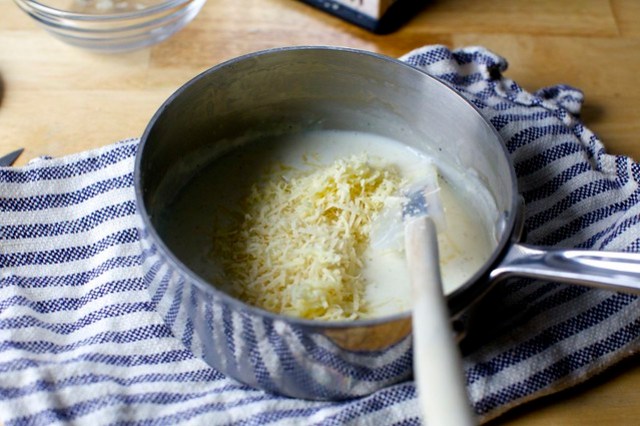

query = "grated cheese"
[{"left": 210, "top": 154, "right": 402, "bottom": 321}]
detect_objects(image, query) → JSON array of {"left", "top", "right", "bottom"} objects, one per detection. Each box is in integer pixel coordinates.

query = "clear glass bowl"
[{"left": 14, "top": 0, "right": 206, "bottom": 52}]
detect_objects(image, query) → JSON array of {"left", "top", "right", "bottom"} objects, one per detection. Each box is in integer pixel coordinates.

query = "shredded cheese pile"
[{"left": 211, "top": 155, "right": 402, "bottom": 320}]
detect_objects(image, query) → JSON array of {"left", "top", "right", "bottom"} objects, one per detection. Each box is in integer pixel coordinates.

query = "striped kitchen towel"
[{"left": 1, "top": 45, "right": 639, "bottom": 425}]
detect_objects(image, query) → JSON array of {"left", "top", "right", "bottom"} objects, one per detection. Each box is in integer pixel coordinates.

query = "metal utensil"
[
  {"left": 0, "top": 148, "right": 24, "bottom": 166},
  {"left": 135, "top": 46, "right": 640, "bottom": 400}
]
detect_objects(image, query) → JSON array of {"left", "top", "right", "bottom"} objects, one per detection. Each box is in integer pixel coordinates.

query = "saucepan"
[{"left": 134, "top": 46, "right": 640, "bottom": 400}]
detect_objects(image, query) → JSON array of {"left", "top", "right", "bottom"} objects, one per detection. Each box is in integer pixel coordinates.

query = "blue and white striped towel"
[{"left": 1, "top": 45, "right": 639, "bottom": 425}]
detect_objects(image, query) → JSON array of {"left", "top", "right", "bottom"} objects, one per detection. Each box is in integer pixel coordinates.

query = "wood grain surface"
[{"left": 1, "top": 0, "right": 639, "bottom": 424}]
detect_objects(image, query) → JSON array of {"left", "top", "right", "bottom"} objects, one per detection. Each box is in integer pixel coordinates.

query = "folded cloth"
[{"left": 1, "top": 45, "right": 639, "bottom": 425}]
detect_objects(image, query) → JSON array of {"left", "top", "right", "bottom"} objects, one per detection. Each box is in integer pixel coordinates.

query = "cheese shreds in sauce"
[{"left": 211, "top": 155, "right": 402, "bottom": 320}]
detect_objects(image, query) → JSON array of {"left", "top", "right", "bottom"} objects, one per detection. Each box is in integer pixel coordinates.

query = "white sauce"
[{"left": 160, "top": 130, "right": 496, "bottom": 319}]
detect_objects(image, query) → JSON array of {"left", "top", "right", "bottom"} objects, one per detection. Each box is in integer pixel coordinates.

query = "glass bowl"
[{"left": 13, "top": 0, "right": 206, "bottom": 52}]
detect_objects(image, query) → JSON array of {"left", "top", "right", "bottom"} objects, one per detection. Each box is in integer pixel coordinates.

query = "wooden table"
[{"left": 1, "top": 0, "right": 639, "bottom": 424}]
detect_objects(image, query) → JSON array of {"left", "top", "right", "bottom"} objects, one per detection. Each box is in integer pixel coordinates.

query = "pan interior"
[
  {"left": 138, "top": 47, "right": 517, "bottom": 321},
  {"left": 156, "top": 128, "right": 497, "bottom": 319}
]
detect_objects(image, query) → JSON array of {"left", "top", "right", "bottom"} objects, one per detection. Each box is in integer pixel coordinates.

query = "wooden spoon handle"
[{"left": 405, "top": 215, "right": 476, "bottom": 426}]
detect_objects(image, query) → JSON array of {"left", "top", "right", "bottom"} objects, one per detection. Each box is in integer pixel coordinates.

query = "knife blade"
[{"left": 0, "top": 148, "right": 24, "bottom": 166}]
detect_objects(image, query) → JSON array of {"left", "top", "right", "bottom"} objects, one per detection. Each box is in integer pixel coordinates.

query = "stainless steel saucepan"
[{"left": 134, "top": 46, "right": 640, "bottom": 400}]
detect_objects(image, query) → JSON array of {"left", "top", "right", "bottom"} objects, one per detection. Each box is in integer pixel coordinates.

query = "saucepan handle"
[{"left": 491, "top": 243, "right": 640, "bottom": 294}]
